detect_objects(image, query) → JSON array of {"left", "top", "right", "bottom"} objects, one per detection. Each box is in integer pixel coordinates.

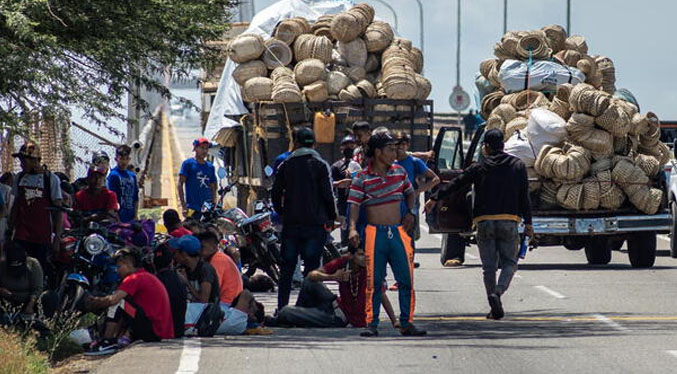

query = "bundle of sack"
[
  {"left": 226, "top": 3, "right": 431, "bottom": 104},
  {"left": 477, "top": 25, "right": 668, "bottom": 215}
]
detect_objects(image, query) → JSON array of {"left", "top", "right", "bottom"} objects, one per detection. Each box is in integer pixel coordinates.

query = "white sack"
[
  {"left": 499, "top": 59, "right": 585, "bottom": 93},
  {"left": 505, "top": 130, "right": 538, "bottom": 167},
  {"left": 526, "top": 108, "right": 567, "bottom": 158}
]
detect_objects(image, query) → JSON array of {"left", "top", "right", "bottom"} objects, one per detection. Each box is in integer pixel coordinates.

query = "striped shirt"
[{"left": 348, "top": 164, "right": 413, "bottom": 207}]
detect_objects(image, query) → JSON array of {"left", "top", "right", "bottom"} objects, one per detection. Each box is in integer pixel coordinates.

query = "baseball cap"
[
  {"left": 193, "top": 137, "right": 211, "bottom": 148},
  {"left": 483, "top": 128, "right": 505, "bottom": 150},
  {"left": 367, "top": 132, "right": 398, "bottom": 151},
  {"left": 12, "top": 142, "right": 41, "bottom": 160},
  {"left": 87, "top": 164, "right": 108, "bottom": 176},
  {"left": 293, "top": 127, "right": 315, "bottom": 146},
  {"left": 351, "top": 121, "right": 371, "bottom": 132},
  {"left": 91, "top": 151, "right": 110, "bottom": 164},
  {"left": 168, "top": 235, "right": 201, "bottom": 255},
  {"left": 341, "top": 135, "right": 356, "bottom": 145}
]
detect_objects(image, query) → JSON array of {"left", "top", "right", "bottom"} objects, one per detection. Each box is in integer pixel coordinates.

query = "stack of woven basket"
[
  {"left": 477, "top": 26, "right": 668, "bottom": 214},
  {"left": 227, "top": 3, "right": 431, "bottom": 105}
]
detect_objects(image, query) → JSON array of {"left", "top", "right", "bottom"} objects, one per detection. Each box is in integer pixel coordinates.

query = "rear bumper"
[{"left": 532, "top": 214, "right": 672, "bottom": 235}]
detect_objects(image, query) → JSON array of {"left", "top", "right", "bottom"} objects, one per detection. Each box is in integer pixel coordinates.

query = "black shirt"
[
  {"left": 331, "top": 158, "right": 352, "bottom": 216},
  {"left": 186, "top": 260, "right": 220, "bottom": 304},
  {"left": 156, "top": 269, "right": 188, "bottom": 338}
]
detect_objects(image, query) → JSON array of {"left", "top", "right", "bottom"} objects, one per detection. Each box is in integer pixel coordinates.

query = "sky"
[{"left": 247, "top": 0, "right": 677, "bottom": 119}]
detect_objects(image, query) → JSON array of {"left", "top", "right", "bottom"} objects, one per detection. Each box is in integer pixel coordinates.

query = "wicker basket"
[
  {"left": 582, "top": 177, "right": 601, "bottom": 210},
  {"left": 356, "top": 79, "right": 377, "bottom": 98},
  {"left": 595, "top": 56, "right": 616, "bottom": 94},
  {"left": 541, "top": 24, "right": 567, "bottom": 53},
  {"left": 486, "top": 116, "right": 505, "bottom": 132},
  {"left": 481, "top": 91, "right": 505, "bottom": 119},
  {"left": 233, "top": 60, "right": 268, "bottom": 86},
  {"left": 414, "top": 74, "right": 431, "bottom": 100},
  {"left": 327, "top": 71, "right": 351, "bottom": 95},
  {"left": 262, "top": 38, "right": 293, "bottom": 70},
  {"left": 635, "top": 154, "right": 661, "bottom": 177},
  {"left": 275, "top": 19, "right": 305, "bottom": 45},
  {"left": 565, "top": 35, "right": 588, "bottom": 54},
  {"left": 490, "top": 103, "right": 517, "bottom": 123},
  {"left": 553, "top": 49, "right": 582, "bottom": 67},
  {"left": 242, "top": 77, "right": 273, "bottom": 102},
  {"left": 480, "top": 59, "right": 498, "bottom": 80},
  {"left": 364, "top": 54, "right": 379, "bottom": 73},
  {"left": 504, "top": 117, "right": 528, "bottom": 140},
  {"left": 337, "top": 38, "right": 368, "bottom": 67},
  {"left": 509, "top": 90, "right": 549, "bottom": 111},
  {"left": 294, "top": 34, "right": 332, "bottom": 64},
  {"left": 364, "top": 21, "right": 394, "bottom": 53},
  {"left": 294, "top": 59, "right": 327, "bottom": 86},
  {"left": 303, "top": 81, "right": 329, "bottom": 102},
  {"left": 227, "top": 34, "right": 265, "bottom": 63},
  {"left": 557, "top": 183, "right": 584, "bottom": 210},
  {"left": 338, "top": 84, "right": 362, "bottom": 101},
  {"left": 595, "top": 101, "right": 632, "bottom": 137},
  {"left": 516, "top": 30, "right": 552, "bottom": 60}
]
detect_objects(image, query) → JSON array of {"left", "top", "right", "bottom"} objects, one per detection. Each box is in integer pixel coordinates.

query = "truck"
[
  {"left": 214, "top": 98, "right": 434, "bottom": 211},
  {"left": 429, "top": 125, "right": 673, "bottom": 268}
]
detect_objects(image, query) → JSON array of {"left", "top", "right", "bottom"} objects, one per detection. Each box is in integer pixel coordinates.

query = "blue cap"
[{"left": 168, "top": 235, "right": 201, "bottom": 255}]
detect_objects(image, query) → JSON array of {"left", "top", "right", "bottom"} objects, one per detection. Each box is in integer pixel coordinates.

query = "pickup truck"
[{"left": 428, "top": 125, "right": 673, "bottom": 268}]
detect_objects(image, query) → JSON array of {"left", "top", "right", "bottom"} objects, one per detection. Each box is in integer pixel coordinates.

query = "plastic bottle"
[{"left": 519, "top": 236, "right": 529, "bottom": 259}]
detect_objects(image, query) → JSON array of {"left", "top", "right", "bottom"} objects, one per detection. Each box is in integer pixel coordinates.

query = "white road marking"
[
  {"left": 658, "top": 234, "right": 670, "bottom": 243},
  {"left": 176, "top": 339, "right": 201, "bottom": 374},
  {"left": 534, "top": 285, "right": 567, "bottom": 299},
  {"left": 593, "top": 314, "right": 628, "bottom": 332},
  {"left": 666, "top": 351, "right": 677, "bottom": 359}
]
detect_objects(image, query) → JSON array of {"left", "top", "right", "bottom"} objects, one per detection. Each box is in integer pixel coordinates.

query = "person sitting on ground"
[
  {"left": 171, "top": 235, "right": 220, "bottom": 304},
  {"left": 107, "top": 145, "right": 139, "bottom": 223},
  {"left": 85, "top": 247, "right": 174, "bottom": 355},
  {"left": 152, "top": 244, "right": 187, "bottom": 338},
  {"left": 74, "top": 165, "right": 118, "bottom": 223},
  {"left": 163, "top": 209, "right": 192, "bottom": 238},
  {"left": 0, "top": 244, "right": 44, "bottom": 320},
  {"left": 198, "top": 230, "right": 243, "bottom": 305},
  {"left": 270, "top": 246, "right": 400, "bottom": 329},
  {"left": 182, "top": 219, "right": 204, "bottom": 235}
]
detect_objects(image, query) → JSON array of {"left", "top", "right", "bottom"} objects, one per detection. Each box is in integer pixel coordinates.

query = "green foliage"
[{"left": 0, "top": 0, "right": 234, "bottom": 135}]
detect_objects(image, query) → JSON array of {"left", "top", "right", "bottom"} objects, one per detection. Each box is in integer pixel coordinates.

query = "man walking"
[
  {"left": 348, "top": 132, "right": 426, "bottom": 337},
  {"left": 178, "top": 138, "right": 217, "bottom": 220},
  {"left": 272, "top": 127, "right": 337, "bottom": 311},
  {"left": 425, "top": 128, "right": 533, "bottom": 320},
  {"left": 8, "top": 142, "right": 63, "bottom": 286}
]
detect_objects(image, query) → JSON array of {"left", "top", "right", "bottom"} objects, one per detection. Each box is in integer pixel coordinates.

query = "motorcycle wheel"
[{"left": 58, "top": 284, "right": 84, "bottom": 315}]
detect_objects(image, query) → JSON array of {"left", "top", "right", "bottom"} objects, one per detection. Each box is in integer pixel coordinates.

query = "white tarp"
[
  {"left": 204, "top": 0, "right": 354, "bottom": 140},
  {"left": 498, "top": 59, "right": 586, "bottom": 94}
]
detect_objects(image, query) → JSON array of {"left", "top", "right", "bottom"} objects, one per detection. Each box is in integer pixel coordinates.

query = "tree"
[{"left": 0, "top": 0, "right": 234, "bottom": 137}]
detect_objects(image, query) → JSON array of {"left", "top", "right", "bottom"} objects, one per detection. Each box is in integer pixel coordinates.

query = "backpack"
[{"left": 194, "top": 302, "right": 224, "bottom": 337}]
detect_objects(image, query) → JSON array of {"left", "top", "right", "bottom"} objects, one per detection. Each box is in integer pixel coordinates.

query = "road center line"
[
  {"left": 593, "top": 314, "right": 628, "bottom": 331},
  {"left": 534, "top": 285, "right": 566, "bottom": 299},
  {"left": 176, "top": 339, "right": 201, "bottom": 374},
  {"left": 666, "top": 351, "right": 677, "bottom": 359}
]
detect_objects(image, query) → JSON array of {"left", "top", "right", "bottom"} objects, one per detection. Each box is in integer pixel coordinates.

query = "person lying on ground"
[
  {"left": 85, "top": 247, "right": 173, "bottom": 355},
  {"left": 269, "top": 246, "right": 399, "bottom": 329}
]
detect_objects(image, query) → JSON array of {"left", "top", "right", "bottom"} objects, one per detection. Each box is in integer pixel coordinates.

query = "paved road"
[{"left": 94, "top": 224, "right": 677, "bottom": 374}]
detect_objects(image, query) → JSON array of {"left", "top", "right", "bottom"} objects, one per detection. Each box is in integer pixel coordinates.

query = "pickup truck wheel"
[
  {"left": 440, "top": 234, "right": 465, "bottom": 265},
  {"left": 584, "top": 237, "right": 612, "bottom": 265},
  {"left": 627, "top": 232, "right": 657, "bottom": 268},
  {"left": 609, "top": 237, "right": 625, "bottom": 252},
  {"left": 670, "top": 202, "right": 677, "bottom": 258}
]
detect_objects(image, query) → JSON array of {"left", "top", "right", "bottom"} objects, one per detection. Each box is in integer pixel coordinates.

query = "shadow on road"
[{"left": 516, "top": 263, "right": 675, "bottom": 271}]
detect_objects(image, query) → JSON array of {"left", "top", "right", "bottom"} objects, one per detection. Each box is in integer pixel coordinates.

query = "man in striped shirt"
[{"left": 347, "top": 132, "right": 427, "bottom": 337}]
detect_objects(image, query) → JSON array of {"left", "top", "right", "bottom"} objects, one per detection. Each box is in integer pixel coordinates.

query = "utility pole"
[
  {"left": 456, "top": 0, "right": 461, "bottom": 127},
  {"left": 503, "top": 0, "right": 508, "bottom": 34},
  {"left": 414, "top": 0, "right": 424, "bottom": 72},
  {"left": 566, "top": 0, "right": 571, "bottom": 33}
]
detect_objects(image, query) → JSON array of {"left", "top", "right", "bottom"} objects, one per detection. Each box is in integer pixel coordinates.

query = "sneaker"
[
  {"left": 360, "top": 326, "right": 379, "bottom": 337},
  {"left": 388, "top": 283, "right": 399, "bottom": 291},
  {"left": 85, "top": 338, "right": 118, "bottom": 356},
  {"left": 117, "top": 336, "right": 131, "bottom": 348},
  {"left": 443, "top": 259, "right": 463, "bottom": 267},
  {"left": 488, "top": 293, "right": 504, "bottom": 320},
  {"left": 400, "top": 324, "right": 427, "bottom": 336}
]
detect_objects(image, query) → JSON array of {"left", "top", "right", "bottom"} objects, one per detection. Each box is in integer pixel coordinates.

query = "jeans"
[
  {"left": 15, "top": 240, "right": 54, "bottom": 288},
  {"left": 278, "top": 225, "right": 327, "bottom": 309},
  {"left": 277, "top": 278, "right": 347, "bottom": 328},
  {"left": 476, "top": 220, "right": 520, "bottom": 296}
]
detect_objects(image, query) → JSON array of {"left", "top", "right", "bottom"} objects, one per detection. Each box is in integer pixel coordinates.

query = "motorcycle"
[{"left": 200, "top": 182, "right": 281, "bottom": 283}]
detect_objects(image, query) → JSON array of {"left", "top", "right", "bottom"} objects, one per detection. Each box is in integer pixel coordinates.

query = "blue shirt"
[
  {"left": 180, "top": 158, "right": 217, "bottom": 211},
  {"left": 396, "top": 155, "right": 429, "bottom": 215},
  {"left": 107, "top": 166, "right": 139, "bottom": 223}
]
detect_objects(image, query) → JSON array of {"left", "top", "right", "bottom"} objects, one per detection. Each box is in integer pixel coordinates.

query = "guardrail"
[{"left": 131, "top": 107, "right": 162, "bottom": 180}]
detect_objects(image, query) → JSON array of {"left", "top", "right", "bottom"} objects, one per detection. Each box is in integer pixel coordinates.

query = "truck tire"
[
  {"left": 627, "top": 232, "right": 657, "bottom": 268},
  {"left": 440, "top": 234, "right": 465, "bottom": 265},
  {"left": 670, "top": 202, "right": 677, "bottom": 258},
  {"left": 584, "top": 237, "right": 612, "bottom": 265},
  {"left": 608, "top": 237, "right": 625, "bottom": 252}
]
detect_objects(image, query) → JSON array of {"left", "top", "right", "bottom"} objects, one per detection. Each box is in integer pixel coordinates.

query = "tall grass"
[{"left": 0, "top": 328, "right": 49, "bottom": 374}]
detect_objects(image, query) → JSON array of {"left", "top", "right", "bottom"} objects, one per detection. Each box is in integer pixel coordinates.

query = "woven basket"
[
  {"left": 233, "top": 60, "right": 268, "bottom": 86},
  {"left": 639, "top": 141, "right": 671, "bottom": 166},
  {"left": 516, "top": 30, "right": 552, "bottom": 59},
  {"left": 312, "top": 15, "right": 334, "bottom": 32},
  {"left": 242, "top": 77, "right": 273, "bottom": 102},
  {"left": 327, "top": 71, "right": 351, "bottom": 95},
  {"left": 262, "top": 38, "right": 293, "bottom": 70},
  {"left": 541, "top": 24, "right": 567, "bottom": 53},
  {"left": 509, "top": 90, "right": 549, "bottom": 111},
  {"left": 294, "top": 35, "right": 332, "bottom": 64},
  {"left": 393, "top": 37, "right": 413, "bottom": 51},
  {"left": 330, "top": 12, "right": 363, "bottom": 42},
  {"left": 628, "top": 187, "right": 663, "bottom": 215},
  {"left": 343, "top": 66, "right": 366, "bottom": 83},
  {"left": 275, "top": 19, "right": 304, "bottom": 45},
  {"left": 272, "top": 87, "right": 303, "bottom": 103},
  {"left": 354, "top": 3, "right": 375, "bottom": 22},
  {"left": 540, "top": 180, "right": 561, "bottom": 208},
  {"left": 364, "top": 21, "right": 394, "bottom": 52},
  {"left": 364, "top": 53, "right": 380, "bottom": 73},
  {"left": 635, "top": 154, "right": 661, "bottom": 177},
  {"left": 595, "top": 56, "right": 616, "bottom": 94},
  {"left": 569, "top": 83, "right": 610, "bottom": 116},
  {"left": 413, "top": 74, "right": 431, "bottom": 100},
  {"left": 356, "top": 79, "right": 377, "bottom": 98},
  {"left": 490, "top": 104, "right": 517, "bottom": 123},
  {"left": 566, "top": 113, "right": 614, "bottom": 156},
  {"left": 270, "top": 66, "right": 293, "bottom": 81},
  {"left": 303, "top": 81, "right": 329, "bottom": 102},
  {"left": 595, "top": 101, "right": 632, "bottom": 137},
  {"left": 294, "top": 59, "right": 326, "bottom": 86},
  {"left": 480, "top": 59, "right": 498, "bottom": 80},
  {"left": 486, "top": 116, "right": 505, "bottom": 132},
  {"left": 410, "top": 47, "right": 424, "bottom": 73},
  {"left": 565, "top": 35, "right": 588, "bottom": 54},
  {"left": 481, "top": 91, "right": 505, "bottom": 119},
  {"left": 337, "top": 38, "right": 368, "bottom": 67},
  {"left": 338, "top": 84, "right": 362, "bottom": 101},
  {"left": 382, "top": 72, "right": 417, "bottom": 99},
  {"left": 629, "top": 113, "right": 650, "bottom": 137},
  {"left": 576, "top": 55, "right": 597, "bottom": 77},
  {"left": 582, "top": 177, "right": 601, "bottom": 210},
  {"left": 557, "top": 183, "right": 584, "bottom": 210},
  {"left": 227, "top": 34, "right": 265, "bottom": 63},
  {"left": 590, "top": 158, "right": 612, "bottom": 174},
  {"left": 553, "top": 49, "right": 582, "bottom": 67},
  {"left": 535, "top": 144, "right": 590, "bottom": 181},
  {"left": 549, "top": 98, "right": 571, "bottom": 121},
  {"left": 504, "top": 117, "right": 528, "bottom": 140}
]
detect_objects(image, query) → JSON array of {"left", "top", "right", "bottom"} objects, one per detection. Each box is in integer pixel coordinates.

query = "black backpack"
[{"left": 194, "top": 303, "right": 224, "bottom": 337}]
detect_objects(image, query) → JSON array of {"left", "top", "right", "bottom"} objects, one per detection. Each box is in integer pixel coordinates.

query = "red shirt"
[
  {"left": 74, "top": 188, "right": 118, "bottom": 212},
  {"left": 169, "top": 226, "right": 193, "bottom": 238},
  {"left": 118, "top": 269, "right": 174, "bottom": 339},
  {"left": 209, "top": 251, "right": 243, "bottom": 304},
  {"left": 323, "top": 256, "right": 367, "bottom": 328}
]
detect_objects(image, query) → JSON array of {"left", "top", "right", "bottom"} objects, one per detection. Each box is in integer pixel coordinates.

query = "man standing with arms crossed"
[
  {"left": 425, "top": 129, "right": 533, "bottom": 320},
  {"left": 348, "top": 132, "right": 426, "bottom": 337},
  {"left": 178, "top": 138, "right": 217, "bottom": 220}
]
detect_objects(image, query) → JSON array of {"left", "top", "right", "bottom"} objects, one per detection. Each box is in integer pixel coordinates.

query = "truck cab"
[{"left": 428, "top": 125, "right": 673, "bottom": 268}]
